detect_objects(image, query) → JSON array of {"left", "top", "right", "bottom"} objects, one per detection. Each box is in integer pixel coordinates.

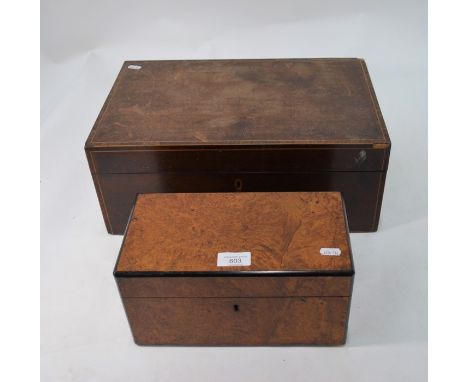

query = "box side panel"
[
  {"left": 97, "top": 171, "right": 385, "bottom": 234},
  {"left": 122, "top": 296, "right": 350, "bottom": 345},
  {"left": 116, "top": 276, "right": 353, "bottom": 298},
  {"left": 343, "top": 274, "right": 355, "bottom": 344},
  {"left": 85, "top": 150, "right": 113, "bottom": 233},
  {"left": 372, "top": 170, "right": 388, "bottom": 232}
]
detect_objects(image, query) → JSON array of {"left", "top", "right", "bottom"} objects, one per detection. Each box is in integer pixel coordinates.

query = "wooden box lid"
[
  {"left": 114, "top": 192, "right": 354, "bottom": 276},
  {"left": 86, "top": 58, "right": 389, "bottom": 149}
]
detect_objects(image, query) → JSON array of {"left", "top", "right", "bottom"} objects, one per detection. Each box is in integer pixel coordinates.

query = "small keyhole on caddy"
[{"left": 233, "top": 304, "right": 239, "bottom": 312}]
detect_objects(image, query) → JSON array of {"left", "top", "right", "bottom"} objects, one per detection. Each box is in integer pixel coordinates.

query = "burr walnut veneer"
[
  {"left": 86, "top": 58, "right": 390, "bottom": 234},
  {"left": 114, "top": 192, "right": 354, "bottom": 346}
]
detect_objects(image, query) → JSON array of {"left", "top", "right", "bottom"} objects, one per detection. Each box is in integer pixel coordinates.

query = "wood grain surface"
[
  {"left": 123, "top": 296, "right": 351, "bottom": 346},
  {"left": 115, "top": 192, "right": 353, "bottom": 274},
  {"left": 85, "top": 58, "right": 390, "bottom": 235},
  {"left": 86, "top": 58, "right": 389, "bottom": 147},
  {"left": 114, "top": 191, "right": 354, "bottom": 345},
  {"left": 117, "top": 276, "right": 353, "bottom": 298},
  {"left": 97, "top": 171, "right": 385, "bottom": 234}
]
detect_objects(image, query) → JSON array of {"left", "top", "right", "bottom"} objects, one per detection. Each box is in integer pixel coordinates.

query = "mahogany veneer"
[{"left": 85, "top": 58, "right": 390, "bottom": 234}]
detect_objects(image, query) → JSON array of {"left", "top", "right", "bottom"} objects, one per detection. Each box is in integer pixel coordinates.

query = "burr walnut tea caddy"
[{"left": 114, "top": 192, "right": 354, "bottom": 346}]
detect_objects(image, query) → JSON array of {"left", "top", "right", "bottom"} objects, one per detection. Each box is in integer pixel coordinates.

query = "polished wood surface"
[
  {"left": 115, "top": 192, "right": 353, "bottom": 273},
  {"left": 89, "top": 147, "right": 388, "bottom": 173},
  {"left": 117, "top": 276, "right": 353, "bottom": 298},
  {"left": 96, "top": 171, "right": 385, "bottom": 234},
  {"left": 86, "top": 58, "right": 389, "bottom": 147},
  {"left": 124, "top": 297, "right": 351, "bottom": 346},
  {"left": 114, "top": 192, "right": 354, "bottom": 346},
  {"left": 85, "top": 58, "right": 390, "bottom": 234}
]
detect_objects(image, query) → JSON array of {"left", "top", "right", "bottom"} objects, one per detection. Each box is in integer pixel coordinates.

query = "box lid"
[
  {"left": 114, "top": 192, "right": 354, "bottom": 276},
  {"left": 86, "top": 58, "right": 390, "bottom": 149}
]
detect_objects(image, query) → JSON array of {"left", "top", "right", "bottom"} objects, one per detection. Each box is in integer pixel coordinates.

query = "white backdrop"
[{"left": 41, "top": 1, "right": 427, "bottom": 381}]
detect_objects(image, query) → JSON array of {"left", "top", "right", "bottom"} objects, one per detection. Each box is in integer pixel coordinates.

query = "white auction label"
[
  {"left": 320, "top": 248, "right": 342, "bottom": 256},
  {"left": 217, "top": 252, "right": 251, "bottom": 266}
]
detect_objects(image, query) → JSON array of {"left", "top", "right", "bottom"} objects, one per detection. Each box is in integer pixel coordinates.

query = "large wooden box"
[
  {"left": 114, "top": 192, "right": 354, "bottom": 346},
  {"left": 86, "top": 58, "right": 390, "bottom": 234}
]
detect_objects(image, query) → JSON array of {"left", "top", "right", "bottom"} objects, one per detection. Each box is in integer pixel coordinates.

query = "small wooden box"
[
  {"left": 85, "top": 58, "right": 390, "bottom": 234},
  {"left": 114, "top": 192, "right": 354, "bottom": 346}
]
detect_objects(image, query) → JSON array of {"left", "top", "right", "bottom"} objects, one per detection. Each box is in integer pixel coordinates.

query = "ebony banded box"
[
  {"left": 114, "top": 192, "right": 354, "bottom": 346},
  {"left": 85, "top": 58, "right": 390, "bottom": 234}
]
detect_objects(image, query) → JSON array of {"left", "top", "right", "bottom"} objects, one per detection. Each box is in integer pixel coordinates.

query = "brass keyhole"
[{"left": 234, "top": 178, "right": 243, "bottom": 191}]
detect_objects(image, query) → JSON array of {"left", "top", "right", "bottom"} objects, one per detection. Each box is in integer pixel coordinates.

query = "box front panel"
[
  {"left": 117, "top": 276, "right": 353, "bottom": 298},
  {"left": 89, "top": 147, "right": 388, "bottom": 174},
  {"left": 123, "top": 296, "right": 350, "bottom": 346},
  {"left": 95, "top": 171, "right": 386, "bottom": 234}
]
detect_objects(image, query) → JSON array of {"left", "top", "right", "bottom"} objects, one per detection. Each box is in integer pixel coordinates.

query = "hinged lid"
[
  {"left": 114, "top": 192, "right": 354, "bottom": 277},
  {"left": 86, "top": 58, "right": 390, "bottom": 149}
]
